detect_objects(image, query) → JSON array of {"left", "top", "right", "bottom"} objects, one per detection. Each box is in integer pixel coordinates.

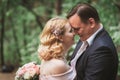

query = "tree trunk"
[
  {"left": 20, "top": 0, "right": 43, "bottom": 29},
  {"left": 0, "top": 5, "right": 5, "bottom": 67},
  {"left": 10, "top": 17, "right": 21, "bottom": 62},
  {"left": 115, "top": 2, "right": 120, "bottom": 11},
  {"left": 55, "top": 0, "right": 62, "bottom": 15},
  {"left": 23, "top": 20, "right": 27, "bottom": 50}
]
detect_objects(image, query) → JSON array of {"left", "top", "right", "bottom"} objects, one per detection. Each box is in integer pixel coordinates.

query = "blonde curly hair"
[{"left": 38, "top": 17, "right": 68, "bottom": 61}]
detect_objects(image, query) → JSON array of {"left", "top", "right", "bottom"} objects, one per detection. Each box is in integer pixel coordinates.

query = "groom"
[{"left": 67, "top": 3, "right": 118, "bottom": 80}]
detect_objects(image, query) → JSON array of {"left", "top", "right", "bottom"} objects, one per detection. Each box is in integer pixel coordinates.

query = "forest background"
[{"left": 0, "top": 0, "right": 120, "bottom": 77}]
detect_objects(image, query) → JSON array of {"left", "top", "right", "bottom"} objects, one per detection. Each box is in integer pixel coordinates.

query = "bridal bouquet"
[{"left": 15, "top": 62, "right": 40, "bottom": 80}]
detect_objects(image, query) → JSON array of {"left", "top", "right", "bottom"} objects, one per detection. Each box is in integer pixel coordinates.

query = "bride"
[{"left": 38, "top": 17, "right": 75, "bottom": 80}]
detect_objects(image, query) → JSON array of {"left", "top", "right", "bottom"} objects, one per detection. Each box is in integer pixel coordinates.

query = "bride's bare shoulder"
[{"left": 49, "top": 59, "right": 69, "bottom": 74}]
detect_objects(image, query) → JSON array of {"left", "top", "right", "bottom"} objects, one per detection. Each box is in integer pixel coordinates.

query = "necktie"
[{"left": 71, "top": 41, "right": 88, "bottom": 77}]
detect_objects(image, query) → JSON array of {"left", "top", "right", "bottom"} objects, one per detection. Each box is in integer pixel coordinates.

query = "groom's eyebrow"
[
  {"left": 68, "top": 22, "right": 73, "bottom": 27},
  {"left": 68, "top": 22, "right": 80, "bottom": 31}
]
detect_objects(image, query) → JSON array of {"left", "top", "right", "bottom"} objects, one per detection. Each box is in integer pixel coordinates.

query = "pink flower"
[{"left": 15, "top": 62, "right": 40, "bottom": 80}]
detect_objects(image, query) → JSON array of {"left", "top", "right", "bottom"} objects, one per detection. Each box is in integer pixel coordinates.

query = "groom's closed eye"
[{"left": 69, "top": 28, "right": 74, "bottom": 32}]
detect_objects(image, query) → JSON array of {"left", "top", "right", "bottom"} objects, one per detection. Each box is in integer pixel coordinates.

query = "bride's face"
[{"left": 62, "top": 22, "right": 75, "bottom": 48}]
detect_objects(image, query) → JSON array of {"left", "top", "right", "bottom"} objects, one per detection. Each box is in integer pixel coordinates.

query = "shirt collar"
[{"left": 86, "top": 23, "right": 103, "bottom": 46}]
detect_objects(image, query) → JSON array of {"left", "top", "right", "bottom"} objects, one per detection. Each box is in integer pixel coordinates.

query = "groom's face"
[{"left": 68, "top": 14, "right": 91, "bottom": 41}]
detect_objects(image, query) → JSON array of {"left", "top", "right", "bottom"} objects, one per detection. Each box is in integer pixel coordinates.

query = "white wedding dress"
[{"left": 39, "top": 67, "right": 75, "bottom": 80}]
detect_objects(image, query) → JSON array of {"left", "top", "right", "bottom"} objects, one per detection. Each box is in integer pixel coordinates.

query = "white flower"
[{"left": 24, "top": 72, "right": 31, "bottom": 79}]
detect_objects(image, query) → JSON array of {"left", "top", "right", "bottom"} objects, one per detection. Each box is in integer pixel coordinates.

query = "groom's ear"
[{"left": 88, "top": 18, "right": 95, "bottom": 28}]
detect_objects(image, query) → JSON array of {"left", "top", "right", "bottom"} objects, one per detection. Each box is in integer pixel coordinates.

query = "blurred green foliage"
[{"left": 0, "top": 0, "right": 120, "bottom": 75}]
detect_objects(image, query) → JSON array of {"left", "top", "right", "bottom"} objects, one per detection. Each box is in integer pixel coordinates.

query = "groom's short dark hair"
[{"left": 67, "top": 3, "right": 100, "bottom": 23}]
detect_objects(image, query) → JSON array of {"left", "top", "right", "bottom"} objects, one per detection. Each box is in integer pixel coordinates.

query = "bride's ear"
[
  {"left": 58, "top": 36, "right": 63, "bottom": 42},
  {"left": 56, "top": 35, "right": 63, "bottom": 42}
]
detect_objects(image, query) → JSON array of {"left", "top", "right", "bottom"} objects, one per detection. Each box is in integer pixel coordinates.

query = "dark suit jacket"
[{"left": 70, "top": 28, "right": 118, "bottom": 80}]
